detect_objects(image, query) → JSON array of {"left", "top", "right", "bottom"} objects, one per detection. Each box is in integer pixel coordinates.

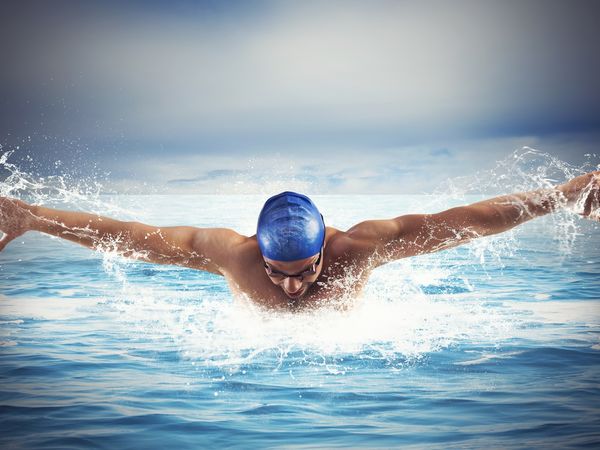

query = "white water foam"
[{"left": 1, "top": 147, "right": 599, "bottom": 368}]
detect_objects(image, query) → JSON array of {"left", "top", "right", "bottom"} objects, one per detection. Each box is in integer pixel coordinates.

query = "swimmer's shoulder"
[
  {"left": 324, "top": 226, "right": 374, "bottom": 261},
  {"left": 234, "top": 234, "right": 262, "bottom": 262},
  {"left": 203, "top": 232, "right": 260, "bottom": 276}
]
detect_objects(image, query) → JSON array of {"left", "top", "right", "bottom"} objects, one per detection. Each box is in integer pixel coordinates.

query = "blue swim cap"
[{"left": 257, "top": 191, "right": 325, "bottom": 262}]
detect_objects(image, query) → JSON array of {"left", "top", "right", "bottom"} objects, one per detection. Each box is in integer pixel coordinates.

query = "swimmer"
[{"left": 1, "top": 171, "right": 599, "bottom": 309}]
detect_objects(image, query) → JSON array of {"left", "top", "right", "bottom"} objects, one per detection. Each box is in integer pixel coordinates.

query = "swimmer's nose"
[{"left": 283, "top": 276, "right": 303, "bottom": 294}]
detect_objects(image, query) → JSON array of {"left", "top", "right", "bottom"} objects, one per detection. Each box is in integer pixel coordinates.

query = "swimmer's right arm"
[
  {"left": 0, "top": 197, "right": 242, "bottom": 275},
  {"left": 347, "top": 171, "right": 600, "bottom": 265}
]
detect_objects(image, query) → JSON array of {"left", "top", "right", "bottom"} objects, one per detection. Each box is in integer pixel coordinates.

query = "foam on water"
[
  {"left": 2, "top": 147, "right": 600, "bottom": 448},
  {"left": 1, "top": 147, "right": 599, "bottom": 371}
]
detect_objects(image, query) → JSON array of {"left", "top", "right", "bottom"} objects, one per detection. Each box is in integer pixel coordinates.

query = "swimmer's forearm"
[
  {"left": 395, "top": 174, "right": 599, "bottom": 258},
  {"left": 28, "top": 205, "right": 197, "bottom": 263},
  {"left": 455, "top": 187, "right": 560, "bottom": 236},
  {"left": 29, "top": 204, "right": 132, "bottom": 249},
  {"left": 435, "top": 172, "right": 599, "bottom": 239},
  {"left": 395, "top": 188, "right": 559, "bottom": 257},
  {"left": 461, "top": 171, "right": 599, "bottom": 236},
  {"left": 30, "top": 205, "right": 115, "bottom": 240}
]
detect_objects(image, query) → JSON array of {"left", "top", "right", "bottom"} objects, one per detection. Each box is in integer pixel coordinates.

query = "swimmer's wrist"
[
  {"left": 24, "top": 203, "right": 41, "bottom": 232},
  {"left": 539, "top": 187, "right": 564, "bottom": 213},
  {"left": 556, "top": 172, "right": 595, "bottom": 207}
]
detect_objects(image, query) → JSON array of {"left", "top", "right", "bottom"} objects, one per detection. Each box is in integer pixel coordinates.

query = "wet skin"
[
  {"left": 222, "top": 227, "right": 376, "bottom": 309},
  {"left": 1, "top": 171, "right": 598, "bottom": 310}
]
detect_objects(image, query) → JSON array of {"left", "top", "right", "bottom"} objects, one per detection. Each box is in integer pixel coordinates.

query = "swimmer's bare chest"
[
  {"left": 226, "top": 265, "right": 369, "bottom": 309},
  {"left": 210, "top": 227, "right": 380, "bottom": 310},
  {"left": 220, "top": 232, "right": 374, "bottom": 310}
]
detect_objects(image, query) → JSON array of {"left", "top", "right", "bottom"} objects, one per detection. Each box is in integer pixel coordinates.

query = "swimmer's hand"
[
  {"left": 0, "top": 197, "right": 35, "bottom": 251},
  {"left": 558, "top": 171, "right": 600, "bottom": 221}
]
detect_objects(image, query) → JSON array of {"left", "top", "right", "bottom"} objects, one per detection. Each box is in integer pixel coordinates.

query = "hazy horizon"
[{"left": 1, "top": 0, "right": 599, "bottom": 194}]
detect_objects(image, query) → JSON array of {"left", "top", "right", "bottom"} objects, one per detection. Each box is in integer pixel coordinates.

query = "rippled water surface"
[{"left": 1, "top": 191, "right": 600, "bottom": 449}]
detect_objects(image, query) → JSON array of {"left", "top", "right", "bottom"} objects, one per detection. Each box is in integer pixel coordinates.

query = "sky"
[{"left": 1, "top": 0, "right": 599, "bottom": 194}]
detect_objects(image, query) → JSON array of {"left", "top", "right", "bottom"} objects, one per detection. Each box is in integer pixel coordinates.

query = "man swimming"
[{"left": 1, "top": 171, "right": 598, "bottom": 309}]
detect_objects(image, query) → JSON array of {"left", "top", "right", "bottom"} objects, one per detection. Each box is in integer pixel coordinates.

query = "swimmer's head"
[
  {"left": 257, "top": 191, "right": 325, "bottom": 262},
  {"left": 257, "top": 191, "right": 326, "bottom": 299}
]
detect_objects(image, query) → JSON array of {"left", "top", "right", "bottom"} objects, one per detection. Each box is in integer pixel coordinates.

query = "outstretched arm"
[
  {"left": 0, "top": 198, "right": 244, "bottom": 275},
  {"left": 347, "top": 171, "right": 600, "bottom": 266}
]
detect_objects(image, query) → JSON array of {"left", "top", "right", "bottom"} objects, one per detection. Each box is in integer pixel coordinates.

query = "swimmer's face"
[{"left": 263, "top": 248, "right": 323, "bottom": 300}]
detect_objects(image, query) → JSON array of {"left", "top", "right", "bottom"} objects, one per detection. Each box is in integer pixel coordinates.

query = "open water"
[{"left": 1, "top": 150, "right": 600, "bottom": 448}]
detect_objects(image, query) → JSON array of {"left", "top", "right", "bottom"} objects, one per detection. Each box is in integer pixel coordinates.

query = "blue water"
[{"left": 1, "top": 193, "right": 600, "bottom": 449}]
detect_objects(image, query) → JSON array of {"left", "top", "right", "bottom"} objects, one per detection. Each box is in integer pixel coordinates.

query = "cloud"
[
  {"left": 76, "top": 132, "right": 593, "bottom": 195},
  {"left": 1, "top": 1, "right": 599, "bottom": 195},
  {"left": 430, "top": 148, "right": 452, "bottom": 158},
  {"left": 2, "top": 0, "right": 599, "bottom": 146},
  {"left": 168, "top": 169, "right": 240, "bottom": 184}
]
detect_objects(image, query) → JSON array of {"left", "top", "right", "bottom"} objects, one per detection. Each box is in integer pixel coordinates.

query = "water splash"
[
  {"left": 0, "top": 148, "right": 131, "bottom": 218},
  {"left": 422, "top": 146, "right": 599, "bottom": 267},
  {"left": 1, "top": 146, "right": 598, "bottom": 372}
]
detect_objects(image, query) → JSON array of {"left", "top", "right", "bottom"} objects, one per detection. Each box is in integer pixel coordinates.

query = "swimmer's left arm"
[
  {"left": 348, "top": 171, "right": 599, "bottom": 264},
  {"left": 0, "top": 198, "right": 243, "bottom": 275}
]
